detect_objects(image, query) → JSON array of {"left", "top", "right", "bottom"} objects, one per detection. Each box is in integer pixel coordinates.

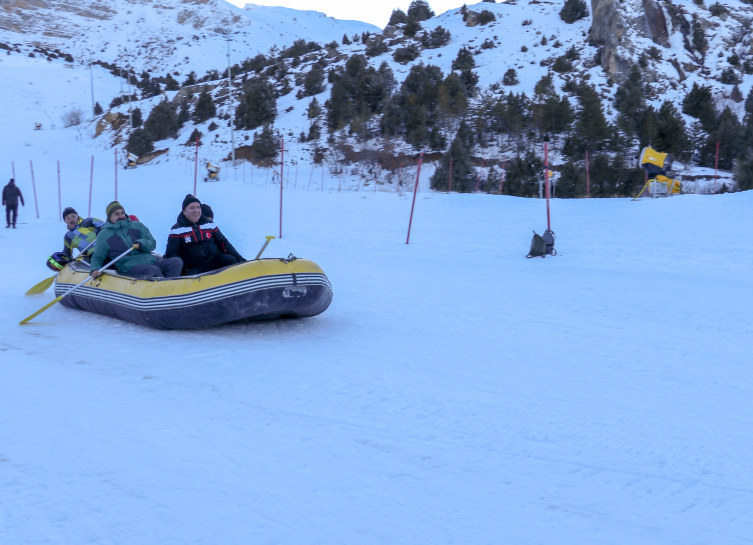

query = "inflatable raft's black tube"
[{"left": 54, "top": 258, "right": 333, "bottom": 330}]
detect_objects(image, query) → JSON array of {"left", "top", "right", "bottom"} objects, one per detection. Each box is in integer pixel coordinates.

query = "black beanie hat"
[
  {"left": 182, "top": 194, "right": 200, "bottom": 211},
  {"left": 200, "top": 203, "right": 214, "bottom": 219},
  {"left": 62, "top": 207, "right": 78, "bottom": 220}
]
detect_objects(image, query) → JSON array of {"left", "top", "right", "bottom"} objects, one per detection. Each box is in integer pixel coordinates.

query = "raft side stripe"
[{"left": 55, "top": 273, "right": 332, "bottom": 310}]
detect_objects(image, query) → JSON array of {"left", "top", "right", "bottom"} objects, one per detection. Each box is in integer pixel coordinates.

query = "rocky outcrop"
[
  {"left": 590, "top": 0, "right": 674, "bottom": 81},
  {"left": 590, "top": 0, "right": 630, "bottom": 81}
]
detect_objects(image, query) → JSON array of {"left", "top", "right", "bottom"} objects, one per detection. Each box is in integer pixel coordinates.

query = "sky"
[{"left": 226, "top": 0, "right": 467, "bottom": 28}]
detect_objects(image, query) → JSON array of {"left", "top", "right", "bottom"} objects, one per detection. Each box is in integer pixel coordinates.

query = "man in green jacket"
[{"left": 90, "top": 201, "right": 183, "bottom": 278}]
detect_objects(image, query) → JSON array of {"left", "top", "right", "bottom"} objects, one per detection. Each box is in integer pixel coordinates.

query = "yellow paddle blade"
[
  {"left": 25, "top": 275, "right": 56, "bottom": 295},
  {"left": 20, "top": 295, "right": 64, "bottom": 325}
]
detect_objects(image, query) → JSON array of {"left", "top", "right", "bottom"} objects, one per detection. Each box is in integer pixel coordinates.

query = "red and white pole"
[
  {"left": 475, "top": 157, "right": 484, "bottom": 192},
  {"left": 279, "top": 138, "right": 284, "bottom": 239},
  {"left": 29, "top": 160, "right": 39, "bottom": 219},
  {"left": 88, "top": 155, "right": 94, "bottom": 217},
  {"left": 585, "top": 150, "right": 590, "bottom": 198},
  {"left": 545, "top": 143, "right": 551, "bottom": 231},
  {"left": 448, "top": 156, "right": 453, "bottom": 193},
  {"left": 193, "top": 136, "right": 199, "bottom": 196},
  {"left": 499, "top": 159, "right": 505, "bottom": 195},
  {"left": 57, "top": 161, "right": 62, "bottom": 222},
  {"left": 114, "top": 149, "right": 118, "bottom": 200},
  {"left": 713, "top": 141, "right": 719, "bottom": 194},
  {"left": 406, "top": 152, "right": 425, "bottom": 244}
]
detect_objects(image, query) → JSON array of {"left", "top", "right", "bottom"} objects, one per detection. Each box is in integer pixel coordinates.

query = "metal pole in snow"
[
  {"left": 11, "top": 161, "right": 15, "bottom": 179},
  {"left": 307, "top": 167, "right": 314, "bottom": 190},
  {"left": 448, "top": 156, "right": 453, "bottom": 193},
  {"left": 406, "top": 152, "right": 425, "bottom": 245},
  {"left": 114, "top": 149, "right": 118, "bottom": 200},
  {"left": 29, "top": 161, "right": 39, "bottom": 219},
  {"left": 193, "top": 136, "right": 199, "bottom": 196},
  {"left": 545, "top": 143, "right": 551, "bottom": 231},
  {"left": 88, "top": 155, "right": 94, "bottom": 217},
  {"left": 713, "top": 141, "right": 719, "bottom": 194},
  {"left": 279, "top": 138, "right": 284, "bottom": 239},
  {"left": 57, "top": 161, "right": 62, "bottom": 222},
  {"left": 585, "top": 150, "right": 590, "bottom": 198}
]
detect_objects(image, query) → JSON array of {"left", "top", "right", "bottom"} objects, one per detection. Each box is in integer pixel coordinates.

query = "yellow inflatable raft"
[{"left": 54, "top": 256, "right": 333, "bottom": 330}]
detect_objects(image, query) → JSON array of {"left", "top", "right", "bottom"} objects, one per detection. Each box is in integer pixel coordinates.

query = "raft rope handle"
[{"left": 279, "top": 253, "right": 298, "bottom": 264}]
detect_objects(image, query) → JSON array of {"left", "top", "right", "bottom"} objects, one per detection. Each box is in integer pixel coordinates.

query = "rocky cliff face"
[{"left": 590, "top": 0, "right": 678, "bottom": 81}]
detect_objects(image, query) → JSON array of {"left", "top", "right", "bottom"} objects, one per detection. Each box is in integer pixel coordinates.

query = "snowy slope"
[
  {"left": 0, "top": 0, "right": 378, "bottom": 75},
  {"left": 2, "top": 132, "right": 753, "bottom": 545}
]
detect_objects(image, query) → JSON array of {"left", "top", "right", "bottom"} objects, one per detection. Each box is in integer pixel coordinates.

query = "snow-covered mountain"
[{"left": 0, "top": 0, "right": 378, "bottom": 74}]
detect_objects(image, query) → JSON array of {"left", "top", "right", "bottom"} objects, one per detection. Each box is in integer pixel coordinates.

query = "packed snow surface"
[{"left": 2, "top": 16, "right": 753, "bottom": 545}]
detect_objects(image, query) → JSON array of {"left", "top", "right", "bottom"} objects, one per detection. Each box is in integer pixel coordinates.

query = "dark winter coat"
[
  {"left": 89, "top": 217, "right": 158, "bottom": 273},
  {"left": 165, "top": 213, "right": 244, "bottom": 269},
  {"left": 2, "top": 181, "right": 24, "bottom": 207}
]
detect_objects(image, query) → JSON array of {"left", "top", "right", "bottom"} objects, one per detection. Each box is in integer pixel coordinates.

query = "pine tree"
[
  {"left": 614, "top": 65, "right": 646, "bottom": 138},
  {"left": 177, "top": 99, "right": 190, "bottom": 127},
  {"left": 131, "top": 107, "right": 143, "bottom": 128},
  {"left": 192, "top": 89, "right": 216, "bottom": 124},
  {"left": 94, "top": 102, "right": 103, "bottom": 115},
  {"left": 164, "top": 74, "right": 180, "bottom": 91},
  {"left": 307, "top": 97, "right": 322, "bottom": 119},
  {"left": 452, "top": 47, "right": 476, "bottom": 71},
  {"left": 342, "top": 34, "right": 351, "bottom": 45},
  {"left": 573, "top": 85, "right": 611, "bottom": 152},
  {"left": 302, "top": 63, "right": 326, "bottom": 97},
  {"left": 430, "top": 132, "right": 477, "bottom": 192},
  {"left": 556, "top": 161, "right": 587, "bottom": 197},
  {"left": 250, "top": 124, "right": 281, "bottom": 166},
  {"left": 407, "top": 0, "right": 435, "bottom": 21},
  {"left": 388, "top": 8, "right": 408, "bottom": 25},
  {"left": 653, "top": 101, "right": 691, "bottom": 160},
  {"left": 501, "top": 150, "right": 543, "bottom": 197},
  {"left": 682, "top": 82, "right": 716, "bottom": 132},
  {"left": 700, "top": 107, "right": 742, "bottom": 169},
  {"left": 144, "top": 100, "right": 179, "bottom": 141},
  {"left": 127, "top": 128, "right": 154, "bottom": 156},
  {"left": 185, "top": 128, "right": 202, "bottom": 146},
  {"left": 559, "top": 0, "right": 588, "bottom": 24},
  {"left": 235, "top": 78, "right": 277, "bottom": 130},
  {"left": 183, "top": 71, "right": 197, "bottom": 86}
]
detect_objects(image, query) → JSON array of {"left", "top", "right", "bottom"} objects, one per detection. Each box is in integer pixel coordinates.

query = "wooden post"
[{"left": 406, "top": 153, "right": 425, "bottom": 244}]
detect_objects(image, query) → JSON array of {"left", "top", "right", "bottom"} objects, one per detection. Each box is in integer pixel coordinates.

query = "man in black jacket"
[
  {"left": 2, "top": 178, "right": 24, "bottom": 228},
  {"left": 165, "top": 194, "right": 245, "bottom": 275}
]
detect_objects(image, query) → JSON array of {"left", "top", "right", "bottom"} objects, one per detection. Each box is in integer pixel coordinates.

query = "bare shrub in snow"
[{"left": 61, "top": 108, "right": 84, "bottom": 127}]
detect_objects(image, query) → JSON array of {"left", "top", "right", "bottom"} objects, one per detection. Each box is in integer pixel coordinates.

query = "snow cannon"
[
  {"left": 639, "top": 146, "right": 673, "bottom": 176},
  {"left": 648, "top": 174, "right": 681, "bottom": 196},
  {"left": 125, "top": 152, "right": 139, "bottom": 169},
  {"left": 204, "top": 162, "right": 220, "bottom": 182}
]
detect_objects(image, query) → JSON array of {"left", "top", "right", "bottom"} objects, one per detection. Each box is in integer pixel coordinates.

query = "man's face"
[
  {"left": 64, "top": 213, "right": 79, "bottom": 230},
  {"left": 184, "top": 202, "right": 202, "bottom": 223},
  {"left": 109, "top": 209, "right": 126, "bottom": 223}
]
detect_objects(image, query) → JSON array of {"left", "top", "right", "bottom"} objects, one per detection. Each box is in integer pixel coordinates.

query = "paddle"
[
  {"left": 254, "top": 236, "right": 275, "bottom": 260},
  {"left": 26, "top": 239, "right": 97, "bottom": 296},
  {"left": 20, "top": 246, "right": 136, "bottom": 325}
]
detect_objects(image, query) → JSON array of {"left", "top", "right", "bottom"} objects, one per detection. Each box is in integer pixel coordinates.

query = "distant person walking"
[{"left": 2, "top": 178, "right": 24, "bottom": 229}]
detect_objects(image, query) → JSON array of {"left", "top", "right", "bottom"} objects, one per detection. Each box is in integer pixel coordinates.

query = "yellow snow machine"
[
  {"left": 204, "top": 162, "right": 220, "bottom": 182},
  {"left": 124, "top": 152, "right": 139, "bottom": 170}
]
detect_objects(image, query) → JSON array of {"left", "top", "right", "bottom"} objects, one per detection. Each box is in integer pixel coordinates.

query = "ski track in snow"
[{"left": 1, "top": 18, "right": 753, "bottom": 545}]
